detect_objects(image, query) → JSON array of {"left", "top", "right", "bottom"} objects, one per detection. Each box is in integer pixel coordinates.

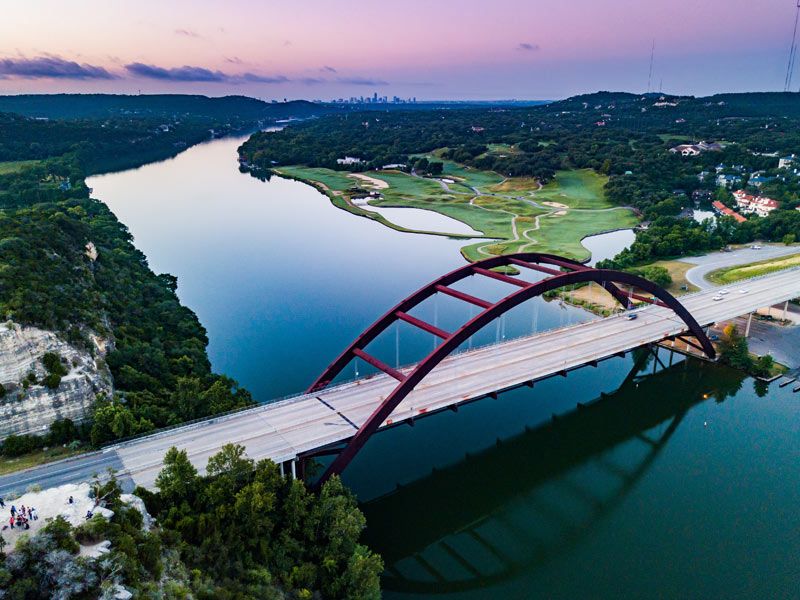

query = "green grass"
[
  {"left": 278, "top": 162, "right": 638, "bottom": 263},
  {"left": 534, "top": 169, "right": 611, "bottom": 209},
  {"left": 477, "top": 143, "right": 521, "bottom": 159},
  {"left": 0, "top": 159, "right": 40, "bottom": 175},
  {"left": 644, "top": 260, "right": 699, "bottom": 295},
  {"left": 275, "top": 166, "right": 355, "bottom": 192},
  {"left": 411, "top": 153, "right": 505, "bottom": 191},
  {"left": 0, "top": 446, "right": 83, "bottom": 476},
  {"left": 658, "top": 134, "right": 691, "bottom": 143},
  {"left": 707, "top": 252, "right": 800, "bottom": 284},
  {"left": 533, "top": 210, "right": 637, "bottom": 256}
]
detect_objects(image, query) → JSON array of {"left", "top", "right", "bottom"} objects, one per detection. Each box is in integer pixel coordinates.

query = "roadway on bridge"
[
  {"left": 1, "top": 268, "right": 798, "bottom": 496},
  {"left": 681, "top": 244, "right": 800, "bottom": 289}
]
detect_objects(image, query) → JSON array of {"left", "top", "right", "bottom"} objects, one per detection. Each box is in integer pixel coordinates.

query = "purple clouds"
[{"left": 0, "top": 56, "right": 115, "bottom": 79}]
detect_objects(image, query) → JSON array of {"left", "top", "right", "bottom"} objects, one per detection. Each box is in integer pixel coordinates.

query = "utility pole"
[
  {"left": 785, "top": 1, "right": 800, "bottom": 91},
  {"left": 647, "top": 40, "right": 656, "bottom": 94}
]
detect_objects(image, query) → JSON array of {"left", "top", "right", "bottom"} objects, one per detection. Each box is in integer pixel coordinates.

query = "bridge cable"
[{"left": 395, "top": 321, "right": 400, "bottom": 368}]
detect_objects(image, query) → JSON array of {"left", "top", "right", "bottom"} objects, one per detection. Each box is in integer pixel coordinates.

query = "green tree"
[
  {"left": 155, "top": 446, "right": 199, "bottom": 502},
  {"left": 90, "top": 400, "right": 149, "bottom": 446}
]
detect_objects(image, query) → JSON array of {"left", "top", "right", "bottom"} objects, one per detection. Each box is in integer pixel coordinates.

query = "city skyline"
[{"left": 1, "top": 0, "right": 799, "bottom": 100}]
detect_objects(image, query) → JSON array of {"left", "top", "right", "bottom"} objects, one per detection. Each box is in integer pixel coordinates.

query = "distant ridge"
[{"left": 0, "top": 93, "right": 326, "bottom": 120}]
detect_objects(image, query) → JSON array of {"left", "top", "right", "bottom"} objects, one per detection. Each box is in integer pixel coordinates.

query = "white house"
[
  {"left": 336, "top": 156, "right": 364, "bottom": 165},
  {"left": 670, "top": 144, "right": 701, "bottom": 156},
  {"left": 733, "top": 190, "right": 780, "bottom": 218},
  {"left": 779, "top": 154, "right": 796, "bottom": 169}
]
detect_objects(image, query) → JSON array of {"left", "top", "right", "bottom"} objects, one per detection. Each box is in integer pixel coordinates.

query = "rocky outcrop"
[{"left": 0, "top": 322, "right": 112, "bottom": 439}]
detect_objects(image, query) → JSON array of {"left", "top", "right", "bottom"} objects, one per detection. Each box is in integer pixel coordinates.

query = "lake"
[{"left": 88, "top": 136, "right": 800, "bottom": 599}]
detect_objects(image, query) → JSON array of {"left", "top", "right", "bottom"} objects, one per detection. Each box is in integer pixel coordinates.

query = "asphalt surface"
[
  {"left": 680, "top": 244, "right": 800, "bottom": 289},
  {"left": 0, "top": 450, "right": 131, "bottom": 497},
  {"left": 1, "top": 267, "right": 799, "bottom": 496}
]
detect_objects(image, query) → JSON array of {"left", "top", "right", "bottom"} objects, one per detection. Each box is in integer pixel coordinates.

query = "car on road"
[
  {"left": 626, "top": 313, "right": 638, "bottom": 320},
  {"left": 712, "top": 295, "right": 723, "bottom": 301},
  {"left": 751, "top": 244, "right": 762, "bottom": 250},
  {"left": 740, "top": 289, "right": 749, "bottom": 294},
  {"left": 720, "top": 289, "right": 730, "bottom": 295}
]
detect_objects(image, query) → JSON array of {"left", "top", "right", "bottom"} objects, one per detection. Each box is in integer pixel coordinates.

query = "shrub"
[
  {"left": 42, "top": 352, "right": 68, "bottom": 376},
  {"left": 49, "top": 418, "right": 78, "bottom": 444},
  {"left": 42, "top": 373, "right": 62, "bottom": 389},
  {"left": 1, "top": 433, "right": 45, "bottom": 457}
]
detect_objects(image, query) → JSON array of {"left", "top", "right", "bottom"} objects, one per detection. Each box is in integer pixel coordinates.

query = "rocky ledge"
[{"left": 0, "top": 321, "right": 113, "bottom": 439}]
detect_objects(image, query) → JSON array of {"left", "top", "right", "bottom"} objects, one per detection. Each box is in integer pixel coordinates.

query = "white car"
[
  {"left": 740, "top": 289, "right": 749, "bottom": 294},
  {"left": 751, "top": 245, "right": 762, "bottom": 250},
  {"left": 712, "top": 295, "right": 723, "bottom": 301},
  {"left": 719, "top": 289, "right": 730, "bottom": 295}
]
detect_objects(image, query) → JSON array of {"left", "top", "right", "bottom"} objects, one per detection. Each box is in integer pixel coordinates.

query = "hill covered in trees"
[
  {"left": 0, "top": 445, "right": 382, "bottom": 599},
  {"left": 0, "top": 94, "right": 329, "bottom": 121},
  {"left": 0, "top": 97, "right": 333, "bottom": 448}
]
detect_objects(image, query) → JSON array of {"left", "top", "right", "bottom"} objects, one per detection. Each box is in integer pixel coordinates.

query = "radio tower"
[
  {"left": 647, "top": 40, "right": 656, "bottom": 94},
  {"left": 786, "top": 1, "right": 800, "bottom": 91}
]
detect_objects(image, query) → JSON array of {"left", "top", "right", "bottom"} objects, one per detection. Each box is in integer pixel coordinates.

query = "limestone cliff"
[{"left": 0, "top": 321, "right": 112, "bottom": 439}]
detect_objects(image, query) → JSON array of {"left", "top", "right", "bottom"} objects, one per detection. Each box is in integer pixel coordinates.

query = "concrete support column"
[
  {"left": 745, "top": 312, "right": 753, "bottom": 337},
  {"left": 291, "top": 459, "right": 297, "bottom": 479},
  {"left": 783, "top": 301, "right": 789, "bottom": 322},
  {"left": 279, "top": 462, "right": 285, "bottom": 477}
]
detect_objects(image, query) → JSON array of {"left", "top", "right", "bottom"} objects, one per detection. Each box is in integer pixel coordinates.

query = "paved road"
[
  {"left": 680, "top": 245, "right": 800, "bottom": 289},
  {"left": 2, "top": 267, "right": 799, "bottom": 496}
]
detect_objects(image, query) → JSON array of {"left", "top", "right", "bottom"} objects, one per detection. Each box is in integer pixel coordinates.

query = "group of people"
[{"left": 0, "top": 497, "right": 38, "bottom": 531}]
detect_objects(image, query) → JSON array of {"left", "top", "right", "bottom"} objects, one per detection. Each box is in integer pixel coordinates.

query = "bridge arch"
[{"left": 309, "top": 252, "right": 714, "bottom": 485}]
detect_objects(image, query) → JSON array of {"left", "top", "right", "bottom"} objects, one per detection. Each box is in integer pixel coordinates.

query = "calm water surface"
[{"left": 89, "top": 137, "right": 800, "bottom": 599}]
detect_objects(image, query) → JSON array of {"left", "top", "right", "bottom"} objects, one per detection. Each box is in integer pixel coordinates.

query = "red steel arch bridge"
[{"left": 306, "top": 252, "right": 715, "bottom": 486}]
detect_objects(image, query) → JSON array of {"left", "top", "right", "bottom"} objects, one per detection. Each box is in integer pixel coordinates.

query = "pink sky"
[{"left": 1, "top": 0, "right": 798, "bottom": 99}]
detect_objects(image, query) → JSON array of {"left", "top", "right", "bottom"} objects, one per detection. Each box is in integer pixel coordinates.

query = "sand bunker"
[
  {"left": 349, "top": 173, "right": 389, "bottom": 190},
  {"left": 542, "top": 201, "right": 569, "bottom": 209}
]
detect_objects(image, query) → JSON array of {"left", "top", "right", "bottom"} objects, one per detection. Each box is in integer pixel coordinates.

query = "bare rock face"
[{"left": 0, "top": 321, "right": 113, "bottom": 439}]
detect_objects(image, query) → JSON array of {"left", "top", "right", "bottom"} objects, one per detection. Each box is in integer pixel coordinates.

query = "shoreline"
[{"left": 265, "top": 167, "right": 486, "bottom": 241}]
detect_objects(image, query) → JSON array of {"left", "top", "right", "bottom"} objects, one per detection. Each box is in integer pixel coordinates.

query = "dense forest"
[
  {"left": 0, "top": 94, "right": 383, "bottom": 599},
  {"left": 0, "top": 445, "right": 382, "bottom": 599},
  {"left": 0, "top": 97, "right": 330, "bottom": 449},
  {"left": 0, "top": 94, "right": 329, "bottom": 121}
]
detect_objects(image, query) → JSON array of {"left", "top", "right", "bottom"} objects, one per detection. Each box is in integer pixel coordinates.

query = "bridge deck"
[
  {"left": 108, "top": 268, "right": 800, "bottom": 489},
  {"left": 2, "top": 269, "right": 797, "bottom": 494}
]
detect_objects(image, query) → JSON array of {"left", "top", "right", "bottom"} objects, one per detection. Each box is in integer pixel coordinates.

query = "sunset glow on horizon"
[{"left": 2, "top": 0, "right": 798, "bottom": 99}]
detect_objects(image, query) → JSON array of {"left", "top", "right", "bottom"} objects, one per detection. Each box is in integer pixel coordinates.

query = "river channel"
[{"left": 88, "top": 136, "right": 800, "bottom": 599}]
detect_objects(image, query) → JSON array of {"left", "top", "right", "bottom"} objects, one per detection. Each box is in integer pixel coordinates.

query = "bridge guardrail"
[{"left": 103, "top": 266, "right": 800, "bottom": 451}]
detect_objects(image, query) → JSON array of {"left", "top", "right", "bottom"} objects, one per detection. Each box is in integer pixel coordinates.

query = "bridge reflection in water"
[{"left": 360, "top": 352, "right": 744, "bottom": 595}]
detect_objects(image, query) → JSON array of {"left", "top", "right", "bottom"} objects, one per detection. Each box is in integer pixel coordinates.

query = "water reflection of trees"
[{"left": 362, "top": 355, "right": 745, "bottom": 595}]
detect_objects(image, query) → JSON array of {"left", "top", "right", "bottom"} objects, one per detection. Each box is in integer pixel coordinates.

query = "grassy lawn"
[
  {"left": 645, "top": 260, "right": 699, "bottom": 295},
  {"left": 488, "top": 177, "right": 540, "bottom": 193},
  {"left": 525, "top": 209, "right": 638, "bottom": 258},
  {"left": 275, "top": 166, "right": 355, "bottom": 192},
  {"left": 707, "top": 252, "right": 800, "bottom": 284},
  {"left": 534, "top": 169, "right": 611, "bottom": 209},
  {"left": 0, "top": 160, "right": 40, "bottom": 175},
  {"left": 657, "top": 134, "right": 691, "bottom": 143},
  {"left": 477, "top": 143, "right": 521, "bottom": 159},
  {"left": 0, "top": 446, "right": 84, "bottom": 477},
  {"left": 277, "top": 162, "right": 638, "bottom": 264}
]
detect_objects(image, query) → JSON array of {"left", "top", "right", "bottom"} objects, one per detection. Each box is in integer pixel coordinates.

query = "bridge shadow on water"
[{"left": 359, "top": 352, "right": 745, "bottom": 596}]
